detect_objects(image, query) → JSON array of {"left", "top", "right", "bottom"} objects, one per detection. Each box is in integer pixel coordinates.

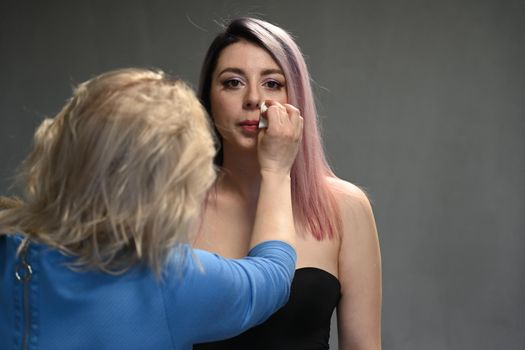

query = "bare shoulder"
[
  {"left": 326, "top": 176, "right": 376, "bottom": 232},
  {"left": 326, "top": 176, "right": 370, "bottom": 202},
  {"left": 327, "top": 177, "right": 382, "bottom": 348}
]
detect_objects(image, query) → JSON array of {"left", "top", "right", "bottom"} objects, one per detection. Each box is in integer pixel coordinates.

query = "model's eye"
[
  {"left": 222, "top": 79, "right": 243, "bottom": 89},
  {"left": 264, "top": 80, "right": 284, "bottom": 90}
]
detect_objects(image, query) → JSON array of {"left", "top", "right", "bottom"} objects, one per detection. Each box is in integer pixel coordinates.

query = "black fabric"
[{"left": 194, "top": 267, "right": 341, "bottom": 350}]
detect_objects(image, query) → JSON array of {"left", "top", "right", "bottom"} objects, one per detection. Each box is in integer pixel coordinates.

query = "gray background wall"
[{"left": 1, "top": 0, "right": 523, "bottom": 349}]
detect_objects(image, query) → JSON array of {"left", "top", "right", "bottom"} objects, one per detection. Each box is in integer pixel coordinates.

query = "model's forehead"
[{"left": 215, "top": 40, "right": 281, "bottom": 72}]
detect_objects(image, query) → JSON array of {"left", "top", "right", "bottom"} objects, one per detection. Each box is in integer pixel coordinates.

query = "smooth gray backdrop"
[{"left": 1, "top": 1, "right": 524, "bottom": 349}]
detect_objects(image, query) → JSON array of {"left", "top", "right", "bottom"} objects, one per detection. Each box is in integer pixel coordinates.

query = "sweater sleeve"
[{"left": 161, "top": 240, "right": 296, "bottom": 347}]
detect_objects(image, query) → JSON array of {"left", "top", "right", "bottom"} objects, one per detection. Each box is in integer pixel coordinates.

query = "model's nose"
[{"left": 243, "top": 85, "right": 261, "bottom": 110}]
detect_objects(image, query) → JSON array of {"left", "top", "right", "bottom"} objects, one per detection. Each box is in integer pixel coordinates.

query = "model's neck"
[{"left": 219, "top": 146, "right": 261, "bottom": 202}]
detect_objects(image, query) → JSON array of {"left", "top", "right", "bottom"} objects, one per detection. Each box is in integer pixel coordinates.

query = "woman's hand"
[
  {"left": 257, "top": 100, "right": 303, "bottom": 176},
  {"left": 249, "top": 100, "right": 302, "bottom": 249}
]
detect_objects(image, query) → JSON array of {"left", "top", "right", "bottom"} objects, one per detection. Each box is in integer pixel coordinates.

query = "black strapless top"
[{"left": 194, "top": 267, "right": 341, "bottom": 350}]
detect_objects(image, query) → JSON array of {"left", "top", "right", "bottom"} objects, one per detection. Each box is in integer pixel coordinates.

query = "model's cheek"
[
  {"left": 265, "top": 89, "right": 287, "bottom": 105},
  {"left": 211, "top": 93, "right": 237, "bottom": 123},
  {"left": 210, "top": 95, "right": 225, "bottom": 125},
  {"left": 279, "top": 88, "right": 288, "bottom": 105},
  {"left": 210, "top": 105, "right": 230, "bottom": 138},
  {"left": 210, "top": 112, "right": 225, "bottom": 137}
]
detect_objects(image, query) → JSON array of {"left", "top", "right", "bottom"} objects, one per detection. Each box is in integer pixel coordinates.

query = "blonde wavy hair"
[{"left": 0, "top": 68, "right": 216, "bottom": 275}]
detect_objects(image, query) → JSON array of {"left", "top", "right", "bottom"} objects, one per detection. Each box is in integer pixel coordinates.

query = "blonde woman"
[{"left": 0, "top": 68, "right": 303, "bottom": 349}]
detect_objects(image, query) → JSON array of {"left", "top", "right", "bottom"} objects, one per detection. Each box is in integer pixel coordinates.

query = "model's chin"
[
  {"left": 238, "top": 137, "right": 258, "bottom": 149},
  {"left": 222, "top": 135, "right": 258, "bottom": 152}
]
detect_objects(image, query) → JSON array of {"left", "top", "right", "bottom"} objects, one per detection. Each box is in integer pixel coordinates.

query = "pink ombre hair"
[{"left": 198, "top": 17, "right": 341, "bottom": 240}]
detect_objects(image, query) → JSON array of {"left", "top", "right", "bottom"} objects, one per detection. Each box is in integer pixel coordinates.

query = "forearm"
[
  {"left": 176, "top": 242, "right": 296, "bottom": 343},
  {"left": 249, "top": 171, "right": 295, "bottom": 250}
]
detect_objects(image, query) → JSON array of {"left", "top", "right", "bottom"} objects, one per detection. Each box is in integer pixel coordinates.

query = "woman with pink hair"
[{"left": 193, "top": 17, "right": 382, "bottom": 350}]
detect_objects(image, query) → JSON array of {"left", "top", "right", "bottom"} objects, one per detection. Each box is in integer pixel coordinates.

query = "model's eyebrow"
[
  {"left": 217, "top": 67, "right": 285, "bottom": 77},
  {"left": 217, "top": 67, "right": 244, "bottom": 76},
  {"left": 261, "top": 68, "right": 284, "bottom": 76}
]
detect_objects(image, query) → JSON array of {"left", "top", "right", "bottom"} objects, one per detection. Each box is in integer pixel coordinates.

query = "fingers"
[
  {"left": 261, "top": 100, "right": 303, "bottom": 138},
  {"left": 283, "top": 103, "right": 303, "bottom": 142},
  {"left": 256, "top": 100, "right": 304, "bottom": 175}
]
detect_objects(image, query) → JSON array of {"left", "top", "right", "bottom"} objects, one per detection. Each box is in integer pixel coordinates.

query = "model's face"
[{"left": 210, "top": 40, "right": 287, "bottom": 150}]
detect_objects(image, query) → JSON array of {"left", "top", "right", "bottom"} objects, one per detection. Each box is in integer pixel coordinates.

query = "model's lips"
[
  {"left": 238, "top": 120, "right": 260, "bottom": 126},
  {"left": 238, "top": 120, "right": 260, "bottom": 134}
]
